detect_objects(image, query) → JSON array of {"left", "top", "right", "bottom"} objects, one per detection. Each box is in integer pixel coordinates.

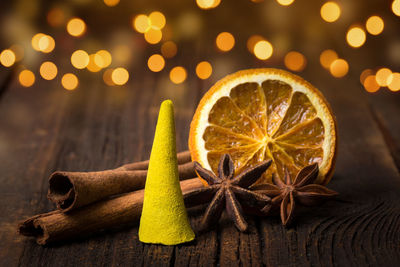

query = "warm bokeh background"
[
  {"left": 2, "top": 1, "right": 400, "bottom": 266},
  {"left": 0, "top": 0, "right": 399, "bottom": 92}
]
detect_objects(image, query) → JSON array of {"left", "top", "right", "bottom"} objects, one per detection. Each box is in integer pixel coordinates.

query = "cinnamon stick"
[
  {"left": 117, "top": 150, "right": 191, "bottom": 171},
  {"left": 48, "top": 161, "right": 196, "bottom": 212},
  {"left": 19, "top": 178, "right": 205, "bottom": 245}
]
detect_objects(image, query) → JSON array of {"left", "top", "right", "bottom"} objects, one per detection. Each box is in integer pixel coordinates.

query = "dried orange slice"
[{"left": 189, "top": 68, "right": 337, "bottom": 185}]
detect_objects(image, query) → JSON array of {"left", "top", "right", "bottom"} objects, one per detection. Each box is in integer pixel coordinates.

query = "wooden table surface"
[{"left": 1, "top": 1, "right": 400, "bottom": 266}]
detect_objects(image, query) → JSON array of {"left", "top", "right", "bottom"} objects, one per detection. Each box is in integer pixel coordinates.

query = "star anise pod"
[
  {"left": 251, "top": 163, "right": 338, "bottom": 226},
  {"left": 184, "top": 154, "right": 272, "bottom": 232}
]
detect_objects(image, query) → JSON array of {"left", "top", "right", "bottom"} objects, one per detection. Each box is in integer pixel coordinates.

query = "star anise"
[
  {"left": 184, "top": 154, "right": 272, "bottom": 232},
  {"left": 251, "top": 163, "right": 338, "bottom": 226}
]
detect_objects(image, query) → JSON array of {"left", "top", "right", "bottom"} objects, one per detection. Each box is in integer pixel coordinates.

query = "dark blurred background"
[{"left": 0, "top": 0, "right": 399, "bottom": 92}]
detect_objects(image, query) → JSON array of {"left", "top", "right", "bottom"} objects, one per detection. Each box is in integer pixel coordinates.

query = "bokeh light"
[
  {"left": 284, "top": 51, "right": 306, "bottom": 72},
  {"left": 213, "top": 0, "right": 221, "bottom": 7},
  {"left": 133, "top": 14, "right": 151, "bottom": 33},
  {"left": 360, "top": 69, "right": 373, "bottom": 84},
  {"left": 40, "top": 61, "right": 58, "bottom": 80},
  {"left": 31, "top": 33, "right": 46, "bottom": 51},
  {"left": 320, "top": 49, "right": 338, "bottom": 69},
  {"left": 169, "top": 66, "right": 187, "bottom": 84},
  {"left": 87, "top": 54, "right": 102, "bottom": 72},
  {"left": 148, "top": 11, "right": 166, "bottom": 30},
  {"left": 363, "top": 75, "right": 380, "bottom": 93},
  {"left": 103, "top": 68, "right": 115, "bottom": 86},
  {"left": 253, "top": 40, "right": 273, "bottom": 60},
  {"left": 392, "top": 0, "right": 400, "bottom": 16},
  {"left": 38, "top": 35, "right": 55, "bottom": 53},
  {"left": 147, "top": 54, "right": 165, "bottom": 72},
  {"left": 375, "top": 68, "right": 392, "bottom": 86},
  {"left": 216, "top": 32, "right": 235, "bottom": 52},
  {"left": 71, "top": 50, "right": 90, "bottom": 69},
  {"left": 94, "top": 50, "right": 112, "bottom": 68},
  {"left": 0, "top": 49, "right": 16, "bottom": 67},
  {"left": 18, "top": 70, "right": 35, "bottom": 87},
  {"left": 47, "top": 8, "right": 65, "bottom": 27},
  {"left": 3, "top": 0, "right": 397, "bottom": 96},
  {"left": 112, "top": 67, "right": 129, "bottom": 85},
  {"left": 276, "top": 0, "right": 295, "bottom": 6},
  {"left": 388, "top": 73, "right": 400, "bottom": 91},
  {"left": 196, "top": 0, "right": 221, "bottom": 9},
  {"left": 161, "top": 41, "right": 177, "bottom": 58},
  {"left": 61, "top": 73, "right": 79, "bottom": 90},
  {"left": 320, "top": 2, "right": 341, "bottom": 22},
  {"left": 144, "top": 28, "right": 162, "bottom": 44},
  {"left": 247, "top": 35, "right": 264, "bottom": 54},
  {"left": 346, "top": 26, "right": 366, "bottom": 48},
  {"left": 366, "top": 16, "right": 384, "bottom": 35},
  {"left": 329, "top": 59, "right": 349, "bottom": 78},
  {"left": 67, "top": 18, "right": 86, "bottom": 37},
  {"left": 196, "top": 61, "right": 213, "bottom": 79},
  {"left": 104, "top": 0, "right": 120, "bottom": 7}
]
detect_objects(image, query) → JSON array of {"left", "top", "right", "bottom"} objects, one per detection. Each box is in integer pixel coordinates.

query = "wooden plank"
[
  {"left": 3, "top": 68, "right": 400, "bottom": 267},
  {"left": 0, "top": 79, "right": 69, "bottom": 266},
  {"left": 2, "top": 30, "right": 400, "bottom": 267},
  {"left": 237, "top": 219, "right": 263, "bottom": 267},
  {"left": 179, "top": 37, "right": 395, "bottom": 265},
  {"left": 257, "top": 67, "right": 400, "bottom": 266},
  {"left": 0, "top": 65, "right": 202, "bottom": 266},
  {"left": 368, "top": 91, "right": 400, "bottom": 173},
  {"left": 0, "top": 67, "right": 14, "bottom": 99},
  {"left": 174, "top": 207, "right": 219, "bottom": 267},
  {"left": 217, "top": 217, "right": 262, "bottom": 267}
]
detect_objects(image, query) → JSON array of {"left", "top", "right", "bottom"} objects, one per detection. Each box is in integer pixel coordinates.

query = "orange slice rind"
[{"left": 189, "top": 68, "right": 337, "bottom": 185}]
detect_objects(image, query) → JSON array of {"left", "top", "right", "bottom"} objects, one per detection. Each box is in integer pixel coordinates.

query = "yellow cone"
[{"left": 139, "top": 100, "right": 195, "bottom": 245}]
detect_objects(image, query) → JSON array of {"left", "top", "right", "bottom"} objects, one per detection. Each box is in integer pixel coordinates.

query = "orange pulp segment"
[{"left": 189, "top": 68, "right": 337, "bottom": 185}]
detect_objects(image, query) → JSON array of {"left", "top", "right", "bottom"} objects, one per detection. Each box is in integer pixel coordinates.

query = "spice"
[
  {"left": 252, "top": 163, "right": 338, "bottom": 226},
  {"left": 116, "top": 150, "right": 191, "bottom": 171},
  {"left": 186, "top": 154, "right": 272, "bottom": 232},
  {"left": 48, "top": 159, "right": 195, "bottom": 212},
  {"left": 19, "top": 178, "right": 204, "bottom": 245}
]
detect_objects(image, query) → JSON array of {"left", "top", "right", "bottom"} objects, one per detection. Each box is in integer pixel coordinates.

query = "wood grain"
[
  {"left": 1, "top": 62, "right": 400, "bottom": 267},
  {"left": 368, "top": 91, "right": 400, "bottom": 173}
]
